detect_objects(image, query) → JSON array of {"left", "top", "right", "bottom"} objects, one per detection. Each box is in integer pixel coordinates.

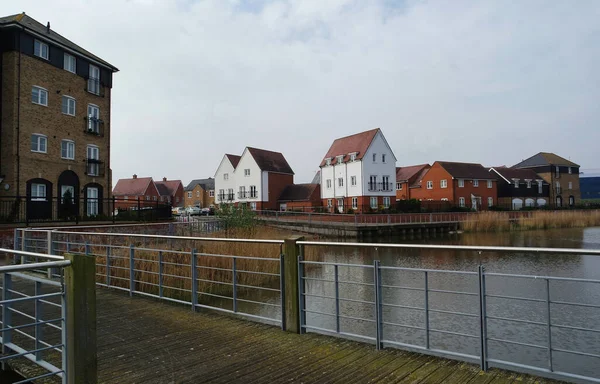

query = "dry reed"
[{"left": 460, "top": 210, "right": 600, "bottom": 232}]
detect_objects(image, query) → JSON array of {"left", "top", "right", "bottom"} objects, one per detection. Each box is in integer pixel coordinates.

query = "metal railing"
[
  {"left": 367, "top": 182, "right": 392, "bottom": 192},
  {"left": 296, "top": 241, "right": 600, "bottom": 384},
  {"left": 83, "top": 116, "right": 104, "bottom": 137},
  {"left": 0, "top": 250, "right": 70, "bottom": 383}
]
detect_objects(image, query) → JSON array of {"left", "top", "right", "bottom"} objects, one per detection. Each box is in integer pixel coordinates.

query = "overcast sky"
[{"left": 5, "top": 1, "right": 600, "bottom": 184}]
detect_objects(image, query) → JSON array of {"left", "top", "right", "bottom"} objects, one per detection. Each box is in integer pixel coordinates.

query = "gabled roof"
[
  {"left": 512, "top": 152, "right": 579, "bottom": 169},
  {"left": 226, "top": 154, "right": 241, "bottom": 169},
  {"left": 185, "top": 178, "right": 215, "bottom": 192},
  {"left": 155, "top": 180, "right": 182, "bottom": 197},
  {"left": 247, "top": 147, "right": 294, "bottom": 174},
  {"left": 320, "top": 128, "right": 379, "bottom": 167},
  {"left": 0, "top": 13, "right": 118, "bottom": 71},
  {"left": 396, "top": 164, "right": 430, "bottom": 182},
  {"left": 437, "top": 161, "right": 496, "bottom": 180},
  {"left": 490, "top": 168, "right": 542, "bottom": 184},
  {"left": 113, "top": 177, "right": 154, "bottom": 196},
  {"left": 311, "top": 171, "right": 321, "bottom": 185},
  {"left": 278, "top": 184, "right": 319, "bottom": 202},
  {"left": 409, "top": 167, "right": 431, "bottom": 188}
]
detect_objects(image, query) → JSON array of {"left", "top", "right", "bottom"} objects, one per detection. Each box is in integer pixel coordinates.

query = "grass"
[{"left": 460, "top": 210, "right": 600, "bottom": 232}]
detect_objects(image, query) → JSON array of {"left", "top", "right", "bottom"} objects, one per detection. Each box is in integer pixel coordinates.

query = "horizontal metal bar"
[
  {"left": 161, "top": 285, "right": 190, "bottom": 293},
  {"left": 381, "top": 302, "right": 423, "bottom": 311},
  {"left": 196, "top": 265, "right": 233, "bottom": 273},
  {"left": 550, "top": 300, "right": 600, "bottom": 309},
  {"left": 380, "top": 266, "right": 478, "bottom": 275},
  {"left": 199, "top": 252, "right": 280, "bottom": 262},
  {"left": 552, "top": 323, "right": 600, "bottom": 334},
  {"left": 236, "top": 283, "right": 279, "bottom": 293},
  {"left": 133, "top": 269, "right": 159, "bottom": 276},
  {"left": 381, "top": 284, "right": 424, "bottom": 292},
  {"left": 428, "top": 308, "right": 479, "bottom": 318},
  {"left": 428, "top": 289, "right": 478, "bottom": 296},
  {"left": 236, "top": 269, "right": 280, "bottom": 277},
  {"left": 52, "top": 230, "right": 285, "bottom": 244},
  {"left": 14, "top": 370, "right": 62, "bottom": 384},
  {"left": 338, "top": 314, "right": 375, "bottom": 323},
  {"left": 303, "top": 292, "right": 336, "bottom": 300},
  {"left": 198, "top": 291, "right": 232, "bottom": 301},
  {"left": 133, "top": 280, "right": 159, "bottom": 287},
  {"left": 0, "top": 261, "right": 71, "bottom": 273},
  {"left": 302, "top": 324, "right": 377, "bottom": 342},
  {"left": 551, "top": 347, "right": 600, "bottom": 359},
  {"left": 302, "top": 277, "right": 335, "bottom": 283},
  {"left": 382, "top": 321, "right": 424, "bottom": 331},
  {"left": 486, "top": 359, "right": 600, "bottom": 384},
  {"left": 485, "top": 272, "right": 600, "bottom": 283},
  {"left": 486, "top": 315, "right": 547, "bottom": 326},
  {"left": 193, "top": 303, "right": 281, "bottom": 324},
  {"left": 0, "top": 341, "right": 63, "bottom": 362},
  {"left": 485, "top": 293, "right": 546, "bottom": 303},
  {"left": 487, "top": 337, "right": 546, "bottom": 350},
  {"left": 197, "top": 278, "right": 233, "bottom": 287},
  {"left": 0, "top": 317, "right": 62, "bottom": 333},
  {"left": 0, "top": 248, "right": 66, "bottom": 261},
  {"left": 429, "top": 328, "right": 479, "bottom": 339},
  {"left": 236, "top": 298, "right": 281, "bottom": 308},
  {"left": 0, "top": 292, "right": 61, "bottom": 305},
  {"left": 338, "top": 297, "right": 375, "bottom": 306},
  {"left": 338, "top": 280, "right": 375, "bottom": 287},
  {"left": 300, "top": 260, "right": 374, "bottom": 268},
  {"left": 161, "top": 272, "right": 188, "bottom": 280},
  {"left": 303, "top": 308, "right": 336, "bottom": 317},
  {"left": 296, "top": 240, "right": 600, "bottom": 255}
]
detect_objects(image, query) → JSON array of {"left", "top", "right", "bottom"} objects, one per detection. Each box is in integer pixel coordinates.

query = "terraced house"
[
  {"left": 184, "top": 177, "right": 215, "bottom": 208},
  {"left": 0, "top": 13, "right": 117, "bottom": 220}
]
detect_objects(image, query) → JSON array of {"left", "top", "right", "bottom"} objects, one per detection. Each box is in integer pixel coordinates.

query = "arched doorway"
[
  {"left": 26, "top": 178, "right": 53, "bottom": 221},
  {"left": 556, "top": 196, "right": 562, "bottom": 208},
  {"left": 83, "top": 183, "right": 103, "bottom": 217},
  {"left": 525, "top": 198, "right": 535, "bottom": 208},
  {"left": 569, "top": 195, "right": 575, "bottom": 207},
  {"left": 57, "top": 170, "right": 80, "bottom": 220},
  {"left": 512, "top": 198, "right": 523, "bottom": 210}
]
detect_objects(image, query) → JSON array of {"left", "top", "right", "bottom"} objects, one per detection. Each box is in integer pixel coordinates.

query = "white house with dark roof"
[{"left": 319, "top": 128, "right": 397, "bottom": 212}]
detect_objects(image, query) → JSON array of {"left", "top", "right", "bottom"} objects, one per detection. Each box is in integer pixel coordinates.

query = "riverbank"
[{"left": 461, "top": 210, "right": 600, "bottom": 232}]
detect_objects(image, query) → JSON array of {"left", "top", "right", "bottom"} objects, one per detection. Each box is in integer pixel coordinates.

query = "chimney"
[
  {"left": 133, "top": 174, "right": 137, "bottom": 179},
  {"left": 46, "top": 22, "right": 50, "bottom": 33},
  {"left": 163, "top": 177, "right": 167, "bottom": 182}
]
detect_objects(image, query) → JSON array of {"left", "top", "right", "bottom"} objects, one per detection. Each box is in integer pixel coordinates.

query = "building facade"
[
  {"left": 184, "top": 178, "right": 215, "bottom": 208},
  {"left": 411, "top": 161, "right": 498, "bottom": 210},
  {"left": 278, "top": 183, "right": 321, "bottom": 211},
  {"left": 320, "top": 128, "right": 397, "bottom": 213},
  {"left": 395, "top": 164, "right": 430, "bottom": 201},
  {"left": 214, "top": 154, "right": 240, "bottom": 205},
  {"left": 155, "top": 178, "right": 184, "bottom": 207},
  {"left": 489, "top": 167, "right": 549, "bottom": 209},
  {"left": 0, "top": 13, "right": 117, "bottom": 220},
  {"left": 512, "top": 152, "right": 580, "bottom": 208},
  {"left": 112, "top": 175, "right": 160, "bottom": 210}
]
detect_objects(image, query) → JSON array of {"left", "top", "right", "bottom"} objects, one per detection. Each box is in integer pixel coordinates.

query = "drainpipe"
[
  {"left": 16, "top": 31, "right": 22, "bottom": 197},
  {"left": 345, "top": 161, "right": 348, "bottom": 211}
]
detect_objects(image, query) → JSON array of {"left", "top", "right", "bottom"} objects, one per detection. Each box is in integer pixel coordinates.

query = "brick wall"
[{"left": 265, "top": 173, "right": 293, "bottom": 210}]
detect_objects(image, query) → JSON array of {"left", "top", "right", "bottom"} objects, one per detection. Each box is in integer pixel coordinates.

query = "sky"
[{"left": 4, "top": 0, "right": 600, "bottom": 184}]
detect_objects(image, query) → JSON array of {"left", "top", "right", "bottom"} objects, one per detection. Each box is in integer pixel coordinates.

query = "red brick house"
[
  {"left": 112, "top": 175, "right": 160, "bottom": 209},
  {"left": 278, "top": 183, "right": 321, "bottom": 211},
  {"left": 411, "top": 162, "right": 498, "bottom": 210},
  {"left": 155, "top": 178, "right": 184, "bottom": 207},
  {"left": 396, "top": 164, "right": 430, "bottom": 201}
]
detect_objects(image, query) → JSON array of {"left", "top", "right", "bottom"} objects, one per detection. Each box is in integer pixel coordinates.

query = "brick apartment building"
[
  {"left": 155, "top": 177, "right": 184, "bottom": 207},
  {"left": 512, "top": 152, "right": 580, "bottom": 208},
  {"left": 395, "top": 164, "right": 430, "bottom": 201},
  {"left": 0, "top": 13, "right": 117, "bottom": 220},
  {"left": 411, "top": 161, "right": 497, "bottom": 210},
  {"left": 184, "top": 177, "right": 215, "bottom": 208},
  {"left": 489, "top": 167, "right": 550, "bottom": 209}
]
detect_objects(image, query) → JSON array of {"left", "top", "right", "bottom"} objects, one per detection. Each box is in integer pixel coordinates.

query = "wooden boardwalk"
[{"left": 93, "top": 289, "right": 562, "bottom": 384}]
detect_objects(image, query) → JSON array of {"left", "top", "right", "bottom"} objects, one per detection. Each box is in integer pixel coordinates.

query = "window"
[
  {"left": 239, "top": 186, "right": 246, "bottom": 198},
  {"left": 350, "top": 153, "right": 356, "bottom": 162},
  {"left": 382, "top": 154, "right": 386, "bottom": 163},
  {"left": 64, "top": 53, "right": 76, "bottom": 73},
  {"left": 224, "top": 173, "right": 229, "bottom": 180},
  {"left": 555, "top": 166, "right": 560, "bottom": 178},
  {"left": 514, "top": 179, "right": 519, "bottom": 188},
  {"left": 336, "top": 155, "right": 344, "bottom": 163},
  {"left": 568, "top": 167, "right": 572, "bottom": 174},
  {"left": 383, "top": 197, "right": 390, "bottom": 208},
  {"left": 382, "top": 176, "right": 390, "bottom": 191},
  {"left": 369, "top": 175, "right": 377, "bottom": 191},
  {"left": 153, "top": 196, "right": 157, "bottom": 201},
  {"left": 372, "top": 153, "right": 377, "bottom": 162},
  {"left": 459, "top": 197, "right": 465, "bottom": 207},
  {"left": 352, "top": 197, "right": 358, "bottom": 209},
  {"left": 487, "top": 180, "right": 493, "bottom": 188},
  {"left": 176, "top": 197, "right": 180, "bottom": 203},
  {"left": 556, "top": 182, "right": 561, "bottom": 194},
  {"left": 458, "top": 179, "right": 464, "bottom": 188},
  {"left": 568, "top": 182, "right": 572, "bottom": 190},
  {"left": 440, "top": 179, "right": 447, "bottom": 188},
  {"left": 61, "top": 140, "right": 75, "bottom": 160},
  {"left": 338, "top": 178, "right": 344, "bottom": 187},
  {"left": 441, "top": 198, "right": 449, "bottom": 201},
  {"left": 351, "top": 176, "right": 356, "bottom": 186},
  {"left": 227, "top": 188, "right": 234, "bottom": 200},
  {"left": 31, "top": 184, "right": 47, "bottom": 201},
  {"left": 87, "top": 145, "right": 100, "bottom": 176},
  {"left": 526, "top": 180, "right": 532, "bottom": 189},
  {"left": 87, "top": 104, "right": 100, "bottom": 133},
  {"left": 124, "top": 196, "right": 128, "bottom": 201},
  {"left": 327, "top": 199, "right": 332, "bottom": 207},
  {"left": 31, "top": 134, "right": 47, "bottom": 153},
  {"left": 426, "top": 181, "right": 433, "bottom": 189},
  {"left": 209, "top": 190, "right": 214, "bottom": 197},
  {"left": 146, "top": 196, "right": 150, "bottom": 201},
  {"left": 325, "top": 158, "right": 331, "bottom": 166},
  {"left": 88, "top": 64, "right": 100, "bottom": 95},
  {"left": 250, "top": 185, "right": 257, "bottom": 198},
  {"left": 160, "top": 196, "right": 164, "bottom": 202},
  {"left": 34, "top": 40, "right": 49, "bottom": 60},
  {"left": 488, "top": 197, "right": 493, "bottom": 207},
  {"left": 370, "top": 197, "right": 378, "bottom": 209},
  {"left": 188, "top": 192, "right": 192, "bottom": 198},
  {"left": 337, "top": 198, "right": 344, "bottom": 210},
  {"left": 196, "top": 191, "right": 200, "bottom": 197},
  {"left": 250, "top": 202, "right": 257, "bottom": 211},
  {"left": 326, "top": 179, "right": 332, "bottom": 189},
  {"left": 31, "top": 86, "right": 48, "bottom": 106},
  {"left": 473, "top": 180, "right": 479, "bottom": 187},
  {"left": 538, "top": 181, "right": 543, "bottom": 194},
  {"left": 396, "top": 182, "right": 402, "bottom": 190},
  {"left": 244, "top": 169, "right": 250, "bottom": 176},
  {"left": 62, "top": 96, "right": 76, "bottom": 116}
]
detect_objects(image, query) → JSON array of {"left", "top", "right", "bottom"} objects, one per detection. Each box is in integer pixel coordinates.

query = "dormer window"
[
  {"left": 513, "top": 179, "right": 519, "bottom": 188},
  {"left": 336, "top": 155, "right": 344, "bottom": 164},
  {"left": 349, "top": 153, "right": 356, "bottom": 162},
  {"left": 325, "top": 158, "right": 331, "bottom": 166},
  {"left": 526, "top": 180, "right": 532, "bottom": 188},
  {"left": 568, "top": 167, "right": 572, "bottom": 174}
]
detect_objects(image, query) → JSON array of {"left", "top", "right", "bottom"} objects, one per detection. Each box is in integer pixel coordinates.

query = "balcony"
[
  {"left": 237, "top": 191, "right": 259, "bottom": 199},
  {"left": 84, "top": 117, "right": 104, "bottom": 137},
  {"left": 86, "top": 77, "right": 105, "bottom": 97},
  {"left": 368, "top": 182, "right": 392, "bottom": 192},
  {"left": 217, "top": 193, "right": 236, "bottom": 202},
  {"left": 86, "top": 158, "right": 105, "bottom": 177}
]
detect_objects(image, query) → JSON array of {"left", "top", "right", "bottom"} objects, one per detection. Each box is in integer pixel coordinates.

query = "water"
[{"left": 249, "top": 227, "right": 600, "bottom": 379}]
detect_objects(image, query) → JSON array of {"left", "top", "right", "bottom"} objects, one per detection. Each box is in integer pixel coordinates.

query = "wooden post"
[
  {"left": 283, "top": 236, "right": 304, "bottom": 333},
  {"left": 65, "top": 253, "right": 97, "bottom": 384}
]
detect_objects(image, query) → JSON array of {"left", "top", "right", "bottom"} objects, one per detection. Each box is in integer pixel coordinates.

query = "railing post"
[
  {"left": 84, "top": 241, "right": 90, "bottom": 257},
  {"left": 1, "top": 273, "right": 12, "bottom": 370},
  {"left": 374, "top": 260, "right": 383, "bottom": 350},
  {"left": 106, "top": 246, "right": 111, "bottom": 287},
  {"left": 191, "top": 249, "right": 197, "bottom": 311},
  {"left": 298, "top": 247, "right": 306, "bottom": 334},
  {"left": 232, "top": 257, "right": 238, "bottom": 313},
  {"left": 546, "top": 278, "right": 553, "bottom": 372},
  {"left": 65, "top": 253, "right": 97, "bottom": 383},
  {"left": 424, "top": 271, "right": 430, "bottom": 349},
  {"left": 158, "top": 251, "right": 164, "bottom": 298},
  {"left": 279, "top": 252, "right": 286, "bottom": 331},
  {"left": 478, "top": 265, "right": 488, "bottom": 371},
  {"left": 129, "top": 245, "right": 135, "bottom": 296},
  {"left": 334, "top": 264, "right": 340, "bottom": 333},
  {"left": 34, "top": 281, "right": 43, "bottom": 361},
  {"left": 283, "top": 236, "right": 304, "bottom": 333},
  {"left": 13, "top": 229, "right": 19, "bottom": 253}
]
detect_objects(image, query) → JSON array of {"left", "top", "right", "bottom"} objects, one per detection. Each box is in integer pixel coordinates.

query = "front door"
[
  {"left": 87, "top": 187, "right": 99, "bottom": 216},
  {"left": 60, "top": 185, "right": 76, "bottom": 219}
]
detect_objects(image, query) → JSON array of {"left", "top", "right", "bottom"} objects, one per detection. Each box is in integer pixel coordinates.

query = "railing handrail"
[
  {"left": 0, "top": 248, "right": 66, "bottom": 261},
  {"left": 0, "top": 260, "right": 71, "bottom": 273}
]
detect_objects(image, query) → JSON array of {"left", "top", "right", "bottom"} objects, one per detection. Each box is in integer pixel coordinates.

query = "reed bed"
[{"left": 460, "top": 210, "right": 600, "bottom": 232}]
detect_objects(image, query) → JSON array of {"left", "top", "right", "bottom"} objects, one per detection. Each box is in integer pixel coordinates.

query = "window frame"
[
  {"left": 224, "top": 173, "right": 229, "bottom": 180},
  {"left": 568, "top": 181, "right": 572, "bottom": 190},
  {"left": 526, "top": 180, "right": 532, "bottom": 189},
  {"left": 488, "top": 197, "right": 493, "bottom": 207},
  {"left": 383, "top": 196, "right": 390, "bottom": 208},
  {"left": 31, "top": 134, "right": 48, "bottom": 153},
  {"left": 568, "top": 167, "right": 572, "bottom": 174},
  {"left": 31, "top": 183, "right": 47, "bottom": 201},
  {"left": 34, "top": 39, "right": 49, "bottom": 60},
  {"left": 538, "top": 181, "right": 543, "bottom": 194},
  {"left": 440, "top": 179, "right": 447, "bottom": 189},
  {"left": 209, "top": 190, "right": 214, "bottom": 197},
  {"left": 326, "top": 179, "right": 332, "bottom": 189},
  {"left": 327, "top": 199, "right": 332, "bottom": 207},
  {"left": 487, "top": 180, "right": 493, "bottom": 188},
  {"left": 88, "top": 64, "right": 101, "bottom": 95},
  {"left": 64, "top": 53, "right": 76, "bottom": 73},
  {"left": 396, "top": 183, "right": 402, "bottom": 191},
  {"left": 426, "top": 181, "right": 433, "bottom": 190},
  {"left": 349, "top": 153, "right": 356, "bottom": 162},
  {"left": 62, "top": 95, "right": 76, "bottom": 116},
  {"left": 86, "top": 144, "right": 100, "bottom": 176},
  {"left": 350, "top": 176, "right": 357, "bottom": 186},
  {"left": 459, "top": 197, "right": 465, "bottom": 207},
  {"left": 244, "top": 169, "right": 250, "bottom": 177},
  {"left": 351, "top": 197, "right": 358, "bottom": 210},
  {"left": 514, "top": 179, "right": 519, "bottom": 188},
  {"left": 473, "top": 179, "right": 479, "bottom": 187},
  {"left": 188, "top": 192, "right": 193, "bottom": 198},
  {"left": 31, "top": 86, "right": 48, "bottom": 106},
  {"left": 61, "top": 139, "right": 75, "bottom": 160},
  {"left": 372, "top": 153, "right": 377, "bottom": 162},
  {"left": 338, "top": 178, "right": 344, "bottom": 187},
  {"left": 370, "top": 197, "right": 378, "bottom": 209},
  {"left": 382, "top": 154, "right": 386, "bottom": 163},
  {"left": 336, "top": 155, "right": 344, "bottom": 164},
  {"left": 458, "top": 179, "right": 464, "bottom": 188},
  {"left": 325, "top": 158, "right": 331, "bottom": 166}
]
